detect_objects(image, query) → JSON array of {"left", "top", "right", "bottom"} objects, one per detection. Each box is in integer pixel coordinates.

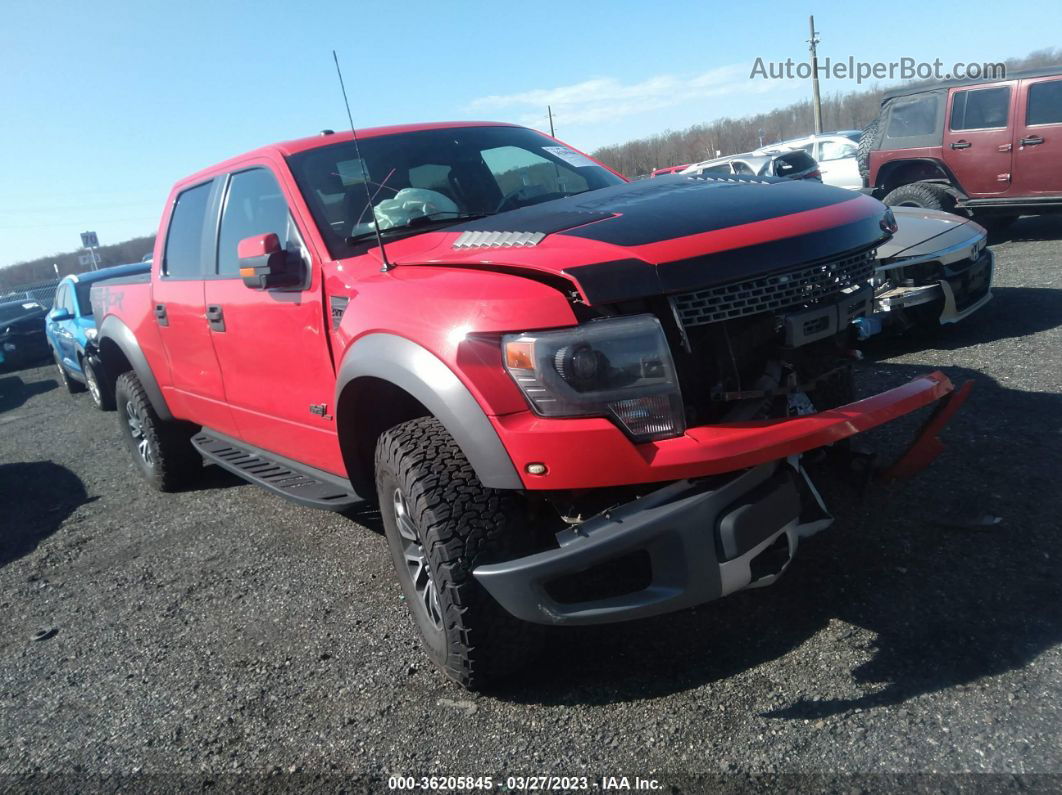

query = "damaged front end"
[{"left": 864, "top": 207, "right": 993, "bottom": 336}]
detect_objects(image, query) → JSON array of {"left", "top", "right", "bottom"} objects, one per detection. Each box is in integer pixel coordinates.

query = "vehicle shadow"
[
  {"left": 863, "top": 286, "right": 1062, "bottom": 355},
  {"left": 986, "top": 214, "right": 1062, "bottom": 244},
  {"left": 0, "top": 374, "right": 57, "bottom": 414},
  {"left": 490, "top": 363, "right": 1061, "bottom": 714},
  {"left": 0, "top": 461, "right": 94, "bottom": 568}
]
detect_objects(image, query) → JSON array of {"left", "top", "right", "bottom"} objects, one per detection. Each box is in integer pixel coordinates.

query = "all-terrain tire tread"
[
  {"left": 375, "top": 416, "right": 544, "bottom": 689},
  {"left": 115, "top": 371, "right": 200, "bottom": 492}
]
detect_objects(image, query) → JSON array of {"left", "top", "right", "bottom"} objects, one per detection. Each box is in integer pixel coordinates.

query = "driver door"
[{"left": 203, "top": 163, "right": 344, "bottom": 475}]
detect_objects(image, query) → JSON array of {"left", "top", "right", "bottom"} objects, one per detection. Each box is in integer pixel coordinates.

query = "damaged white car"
[{"left": 861, "top": 207, "right": 994, "bottom": 337}]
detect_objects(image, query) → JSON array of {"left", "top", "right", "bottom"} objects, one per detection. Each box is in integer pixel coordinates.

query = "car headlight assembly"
[{"left": 502, "top": 314, "right": 685, "bottom": 443}]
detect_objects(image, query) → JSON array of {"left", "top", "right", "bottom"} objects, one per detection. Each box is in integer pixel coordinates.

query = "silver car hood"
[{"left": 878, "top": 207, "right": 985, "bottom": 263}]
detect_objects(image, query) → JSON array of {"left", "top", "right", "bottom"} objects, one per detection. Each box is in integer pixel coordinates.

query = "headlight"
[
  {"left": 84, "top": 327, "right": 98, "bottom": 341},
  {"left": 502, "top": 314, "right": 685, "bottom": 443}
]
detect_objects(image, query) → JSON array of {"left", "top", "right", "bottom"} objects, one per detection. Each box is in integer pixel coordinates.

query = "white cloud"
[{"left": 467, "top": 64, "right": 789, "bottom": 130}]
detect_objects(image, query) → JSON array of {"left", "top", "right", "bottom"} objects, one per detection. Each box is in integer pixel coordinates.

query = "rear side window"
[
  {"left": 1027, "top": 80, "right": 1062, "bottom": 125},
  {"left": 774, "top": 151, "right": 815, "bottom": 176},
  {"left": 950, "top": 87, "right": 1010, "bottom": 130},
  {"left": 163, "top": 181, "right": 212, "bottom": 279},
  {"left": 887, "top": 95, "right": 940, "bottom": 138},
  {"left": 820, "top": 140, "right": 856, "bottom": 161},
  {"left": 731, "top": 161, "right": 755, "bottom": 175},
  {"left": 217, "top": 168, "right": 294, "bottom": 276}
]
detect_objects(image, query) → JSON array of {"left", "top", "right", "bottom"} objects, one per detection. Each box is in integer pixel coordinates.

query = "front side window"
[
  {"left": 163, "top": 181, "right": 213, "bottom": 279},
  {"left": 287, "top": 126, "right": 624, "bottom": 259},
  {"left": 217, "top": 168, "right": 297, "bottom": 276},
  {"left": 950, "top": 86, "right": 1010, "bottom": 130},
  {"left": 1027, "top": 79, "right": 1062, "bottom": 126},
  {"left": 61, "top": 283, "right": 78, "bottom": 314}
]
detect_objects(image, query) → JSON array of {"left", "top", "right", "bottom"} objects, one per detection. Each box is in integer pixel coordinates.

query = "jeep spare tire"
[{"left": 856, "top": 118, "right": 881, "bottom": 182}]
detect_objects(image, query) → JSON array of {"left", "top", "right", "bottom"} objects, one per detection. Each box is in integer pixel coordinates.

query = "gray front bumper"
[
  {"left": 473, "top": 459, "right": 832, "bottom": 626},
  {"left": 874, "top": 249, "right": 994, "bottom": 326}
]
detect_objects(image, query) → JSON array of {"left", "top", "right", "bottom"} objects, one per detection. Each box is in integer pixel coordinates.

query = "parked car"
[
  {"left": 864, "top": 207, "right": 992, "bottom": 336},
  {"left": 650, "top": 164, "right": 690, "bottom": 177},
  {"left": 681, "top": 149, "right": 821, "bottom": 181},
  {"left": 754, "top": 133, "right": 862, "bottom": 190},
  {"left": 45, "top": 262, "right": 151, "bottom": 408},
  {"left": 90, "top": 121, "right": 969, "bottom": 689},
  {"left": 859, "top": 67, "right": 1062, "bottom": 229},
  {"left": 0, "top": 300, "right": 50, "bottom": 370}
]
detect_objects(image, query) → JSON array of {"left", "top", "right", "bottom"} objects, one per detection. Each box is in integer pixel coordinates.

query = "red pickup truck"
[{"left": 91, "top": 122, "right": 969, "bottom": 688}]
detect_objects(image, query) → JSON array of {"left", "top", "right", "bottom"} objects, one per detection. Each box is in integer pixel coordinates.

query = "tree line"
[{"left": 0, "top": 235, "right": 155, "bottom": 292}]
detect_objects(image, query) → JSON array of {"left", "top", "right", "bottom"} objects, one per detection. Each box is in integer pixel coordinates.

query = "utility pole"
[
  {"left": 547, "top": 105, "right": 555, "bottom": 137},
  {"left": 808, "top": 15, "right": 823, "bottom": 135}
]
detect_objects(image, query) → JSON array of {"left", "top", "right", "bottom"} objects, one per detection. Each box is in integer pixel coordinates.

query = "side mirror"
[
  {"left": 49, "top": 308, "right": 73, "bottom": 322},
  {"left": 237, "top": 233, "right": 302, "bottom": 289}
]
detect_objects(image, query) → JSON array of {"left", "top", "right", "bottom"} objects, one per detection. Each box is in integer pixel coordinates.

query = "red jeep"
[
  {"left": 91, "top": 122, "right": 968, "bottom": 688},
  {"left": 860, "top": 68, "right": 1062, "bottom": 229}
]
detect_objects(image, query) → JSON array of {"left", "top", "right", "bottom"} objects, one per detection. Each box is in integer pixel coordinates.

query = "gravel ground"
[{"left": 1, "top": 217, "right": 1060, "bottom": 791}]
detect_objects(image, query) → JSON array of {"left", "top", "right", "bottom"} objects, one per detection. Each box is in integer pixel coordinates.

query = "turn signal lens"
[{"left": 505, "top": 340, "right": 535, "bottom": 370}]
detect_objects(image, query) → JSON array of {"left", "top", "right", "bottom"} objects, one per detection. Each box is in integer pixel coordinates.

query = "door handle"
[
  {"left": 1020, "top": 135, "right": 1044, "bottom": 146},
  {"left": 154, "top": 304, "right": 168, "bottom": 326},
  {"left": 950, "top": 140, "right": 972, "bottom": 150},
  {"left": 206, "top": 304, "right": 225, "bottom": 332}
]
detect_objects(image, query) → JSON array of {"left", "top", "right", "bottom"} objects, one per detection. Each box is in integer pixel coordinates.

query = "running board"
[{"left": 191, "top": 431, "right": 360, "bottom": 511}]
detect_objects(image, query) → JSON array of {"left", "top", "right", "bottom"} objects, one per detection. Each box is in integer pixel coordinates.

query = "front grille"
[{"left": 670, "top": 248, "right": 876, "bottom": 328}]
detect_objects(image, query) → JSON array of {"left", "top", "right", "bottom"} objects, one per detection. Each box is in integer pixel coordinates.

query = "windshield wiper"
[{"left": 346, "top": 212, "right": 487, "bottom": 245}]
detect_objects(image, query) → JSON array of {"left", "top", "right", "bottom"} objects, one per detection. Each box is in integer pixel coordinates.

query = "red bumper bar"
[{"left": 495, "top": 371, "right": 966, "bottom": 490}]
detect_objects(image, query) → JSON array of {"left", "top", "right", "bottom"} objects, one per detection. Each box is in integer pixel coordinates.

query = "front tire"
[
  {"left": 374, "top": 416, "right": 544, "bottom": 689},
  {"left": 115, "top": 371, "right": 201, "bottom": 491},
  {"left": 883, "top": 182, "right": 955, "bottom": 212},
  {"left": 83, "top": 358, "right": 115, "bottom": 411}
]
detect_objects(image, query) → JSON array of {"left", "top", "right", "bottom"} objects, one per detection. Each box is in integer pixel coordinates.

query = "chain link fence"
[{"left": 0, "top": 277, "right": 62, "bottom": 309}]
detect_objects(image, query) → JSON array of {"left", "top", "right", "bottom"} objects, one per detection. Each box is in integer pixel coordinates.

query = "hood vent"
[{"left": 453, "top": 230, "right": 546, "bottom": 250}]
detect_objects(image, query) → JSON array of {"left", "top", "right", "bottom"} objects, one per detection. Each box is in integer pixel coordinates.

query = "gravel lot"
[{"left": 2, "top": 217, "right": 1060, "bottom": 791}]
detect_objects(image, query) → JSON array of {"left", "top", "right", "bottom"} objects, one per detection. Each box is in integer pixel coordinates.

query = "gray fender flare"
[
  {"left": 97, "top": 315, "right": 173, "bottom": 420},
  {"left": 334, "top": 334, "right": 522, "bottom": 490}
]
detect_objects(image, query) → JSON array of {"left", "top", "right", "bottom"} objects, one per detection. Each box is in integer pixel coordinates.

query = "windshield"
[
  {"left": 286, "top": 126, "right": 625, "bottom": 259},
  {"left": 0, "top": 301, "right": 43, "bottom": 324}
]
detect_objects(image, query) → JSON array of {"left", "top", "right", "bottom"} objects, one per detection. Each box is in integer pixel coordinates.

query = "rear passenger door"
[
  {"left": 1013, "top": 76, "right": 1062, "bottom": 195},
  {"left": 943, "top": 82, "right": 1016, "bottom": 196},
  {"left": 817, "top": 139, "right": 861, "bottom": 189},
  {"left": 203, "top": 164, "right": 344, "bottom": 475},
  {"left": 151, "top": 178, "right": 240, "bottom": 435}
]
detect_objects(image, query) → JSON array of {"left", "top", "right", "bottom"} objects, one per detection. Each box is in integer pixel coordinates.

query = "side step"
[{"left": 191, "top": 431, "right": 360, "bottom": 511}]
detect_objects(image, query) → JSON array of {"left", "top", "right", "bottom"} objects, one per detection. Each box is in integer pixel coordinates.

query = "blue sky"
[{"left": 2, "top": 0, "right": 1058, "bottom": 267}]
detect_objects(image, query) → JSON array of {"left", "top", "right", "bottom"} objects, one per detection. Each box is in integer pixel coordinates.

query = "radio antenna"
[{"left": 332, "top": 50, "right": 392, "bottom": 272}]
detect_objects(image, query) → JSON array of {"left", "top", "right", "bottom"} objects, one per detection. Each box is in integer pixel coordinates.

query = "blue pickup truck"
[{"left": 45, "top": 262, "right": 150, "bottom": 409}]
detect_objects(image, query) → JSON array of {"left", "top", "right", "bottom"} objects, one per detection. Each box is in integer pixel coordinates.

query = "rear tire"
[
  {"left": 374, "top": 416, "right": 544, "bottom": 689},
  {"left": 115, "top": 371, "right": 201, "bottom": 491},
  {"left": 54, "top": 350, "right": 85, "bottom": 394},
  {"left": 883, "top": 182, "right": 955, "bottom": 212}
]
